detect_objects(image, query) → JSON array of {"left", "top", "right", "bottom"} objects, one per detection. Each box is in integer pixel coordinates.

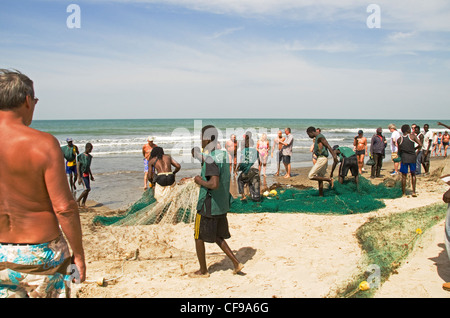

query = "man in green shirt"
[
  {"left": 330, "top": 145, "right": 359, "bottom": 186},
  {"left": 190, "top": 125, "right": 244, "bottom": 278},
  {"left": 76, "top": 143, "right": 94, "bottom": 207}
]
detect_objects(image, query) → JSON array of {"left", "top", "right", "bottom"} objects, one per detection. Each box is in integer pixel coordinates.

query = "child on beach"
[
  {"left": 190, "top": 125, "right": 244, "bottom": 278},
  {"left": 77, "top": 143, "right": 94, "bottom": 207}
]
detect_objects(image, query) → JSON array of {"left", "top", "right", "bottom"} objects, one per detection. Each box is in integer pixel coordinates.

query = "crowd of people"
[
  {"left": 1, "top": 69, "right": 449, "bottom": 298},
  {"left": 306, "top": 122, "right": 448, "bottom": 198},
  {"left": 431, "top": 127, "right": 450, "bottom": 158}
]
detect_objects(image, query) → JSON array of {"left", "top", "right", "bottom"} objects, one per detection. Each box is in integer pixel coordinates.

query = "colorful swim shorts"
[
  {"left": 144, "top": 158, "right": 149, "bottom": 172},
  {"left": 65, "top": 162, "right": 77, "bottom": 175},
  {"left": 0, "top": 235, "right": 73, "bottom": 298}
]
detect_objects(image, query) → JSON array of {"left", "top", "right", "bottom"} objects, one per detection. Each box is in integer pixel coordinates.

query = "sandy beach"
[{"left": 71, "top": 156, "right": 450, "bottom": 298}]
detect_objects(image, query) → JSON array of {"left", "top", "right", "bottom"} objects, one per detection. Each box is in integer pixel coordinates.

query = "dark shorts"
[
  {"left": 194, "top": 213, "right": 231, "bottom": 243},
  {"left": 82, "top": 176, "right": 91, "bottom": 189},
  {"left": 66, "top": 164, "right": 77, "bottom": 175},
  {"left": 278, "top": 151, "right": 283, "bottom": 163},
  {"left": 155, "top": 173, "right": 175, "bottom": 187},
  {"left": 355, "top": 150, "right": 365, "bottom": 156},
  {"left": 400, "top": 162, "right": 416, "bottom": 174},
  {"left": 282, "top": 155, "right": 291, "bottom": 164},
  {"left": 340, "top": 155, "right": 359, "bottom": 177}
]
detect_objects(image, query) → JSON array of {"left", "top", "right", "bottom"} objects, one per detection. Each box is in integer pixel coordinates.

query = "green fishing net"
[
  {"left": 93, "top": 179, "right": 200, "bottom": 226},
  {"left": 93, "top": 176, "right": 403, "bottom": 226},
  {"left": 231, "top": 176, "right": 402, "bottom": 215},
  {"left": 333, "top": 202, "right": 447, "bottom": 298}
]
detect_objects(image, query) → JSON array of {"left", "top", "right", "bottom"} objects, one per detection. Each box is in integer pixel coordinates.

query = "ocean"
[{"left": 30, "top": 118, "right": 444, "bottom": 210}]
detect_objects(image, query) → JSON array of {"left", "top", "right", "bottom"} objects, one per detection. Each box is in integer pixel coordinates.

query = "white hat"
[{"left": 147, "top": 136, "right": 155, "bottom": 141}]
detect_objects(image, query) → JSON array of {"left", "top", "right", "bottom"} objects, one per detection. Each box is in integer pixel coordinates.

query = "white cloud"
[
  {"left": 388, "top": 31, "right": 416, "bottom": 41},
  {"left": 284, "top": 41, "right": 358, "bottom": 53},
  {"left": 107, "top": 0, "right": 450, "bottom": 31},
  {"left": 208, "top": 26, "right": 244, "bottom": 40}
]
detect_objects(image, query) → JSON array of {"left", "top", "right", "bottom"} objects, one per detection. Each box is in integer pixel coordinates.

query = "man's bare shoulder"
[
  {"left": 0, "top": 123, "right": 57, "bottom": 147},
  {"left": 28, "top": 127, "right": 60, "bottom": 148},
  {"left": 16, "top": 127, "right": 62, "bottom": 162}
]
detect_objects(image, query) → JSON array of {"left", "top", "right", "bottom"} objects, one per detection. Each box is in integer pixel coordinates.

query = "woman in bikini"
[{"left": 257, "top": 133, "right": 270, "bottom": 176}]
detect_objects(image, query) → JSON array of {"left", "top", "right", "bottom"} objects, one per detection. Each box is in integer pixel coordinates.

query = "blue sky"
[{"left": 1, "top": 0, "right": 449, "bottom": 120}]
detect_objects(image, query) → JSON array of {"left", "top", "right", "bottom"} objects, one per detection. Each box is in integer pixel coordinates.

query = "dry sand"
[{"left": 71, "top": 156, "right": 450, "bottom": 298}]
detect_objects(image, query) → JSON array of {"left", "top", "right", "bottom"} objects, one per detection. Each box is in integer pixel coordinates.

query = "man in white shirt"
[
  {"left": 388, "top": 124, "right": 401, "bottom": 175},
  {"left": 421, "top": 124, "right": 433, "bottom": 175}
]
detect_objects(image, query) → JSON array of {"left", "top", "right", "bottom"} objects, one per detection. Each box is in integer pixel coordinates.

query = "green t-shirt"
[
  {"left": 336, "top": 146, "right": 355, "bottom": 161},
  {"left": 314, "top": 133, "right": 329, "bottom": 157},
  {"left": 196, "top": 149, "right": 232, "bottom": 217},
  {"left": 77, "top": 153, "right": 92, "bottom": 174}
]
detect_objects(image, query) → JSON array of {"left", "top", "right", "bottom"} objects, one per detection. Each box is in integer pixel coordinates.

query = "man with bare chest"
[
  {"left": 0, "top": 69, "right": 85, "bottom": 298},
  {"left": 353, "top": 130, "right": 367, "bottom": 174}
]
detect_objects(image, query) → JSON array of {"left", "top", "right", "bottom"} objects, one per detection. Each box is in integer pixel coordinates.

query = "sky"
[{"left": 1, "top": 0, "right": 449, "bottom": 120}]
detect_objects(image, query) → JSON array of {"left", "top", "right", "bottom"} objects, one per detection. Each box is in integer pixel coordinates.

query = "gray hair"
[{"left": 0, "top": 69, "right": 34, "bottom": 110}]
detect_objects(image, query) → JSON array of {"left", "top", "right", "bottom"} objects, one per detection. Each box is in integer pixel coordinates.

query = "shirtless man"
[
  {"left": 0, "top": 70, "right": 85, "bottom": 297},
  {"left": 439, "top": 125, "right": 450, "bottom": 157},
  {"left": 353, "top": 130, "right": 367, "bottom": 174},
  {"left": 307, "top": 126, "right": 339, "bottom": 196},
  {"left": 271, "top": 130, "right": 285, "bottom": 176},
  {"left": 225, "top": 134, "right": 238, "bottom": 175},
  {"left": 142, "top": 136, "right": 157, "bottom": 189},
  {"left": 147, "top": 146, "right": 181, "bottom": 187}
]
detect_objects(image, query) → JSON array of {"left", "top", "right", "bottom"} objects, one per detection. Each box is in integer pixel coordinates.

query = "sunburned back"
[{"left": 0, "top": 122, "right": 66, "bottom": 243}]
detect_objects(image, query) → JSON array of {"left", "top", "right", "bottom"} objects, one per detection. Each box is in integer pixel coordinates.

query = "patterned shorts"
[{"left": 0, "top": 235, "right": 73, "bottom": 298}]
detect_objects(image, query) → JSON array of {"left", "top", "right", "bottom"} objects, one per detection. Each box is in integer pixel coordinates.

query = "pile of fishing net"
[
  {"left": 93, "top": 176, "right": 403, "bottom": 226},
  {"left": 93, "top": 178, "right": 200, "bottom": 226},
  {"left": 231, "top": 176, "right": 403, "bottom": 215}
]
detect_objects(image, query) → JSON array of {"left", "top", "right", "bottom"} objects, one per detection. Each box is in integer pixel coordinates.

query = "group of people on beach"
[
  {"left": 142, "top": 128, "right": 295, "bottom": 202},
  {"left": 61, "top": 138, "right": 95, "bottom": 207},
  {"left": 431, "top": 129, "right": 450, "bottom": 157},
  {"left": 0, "top": 68, "right": 245, "bottom": 297},
  {"left": 1, "top": 69, "right": 449, "bottom": 298},
  {"left": 307, "top": 122, "right": 450, "bottom": 198}
]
